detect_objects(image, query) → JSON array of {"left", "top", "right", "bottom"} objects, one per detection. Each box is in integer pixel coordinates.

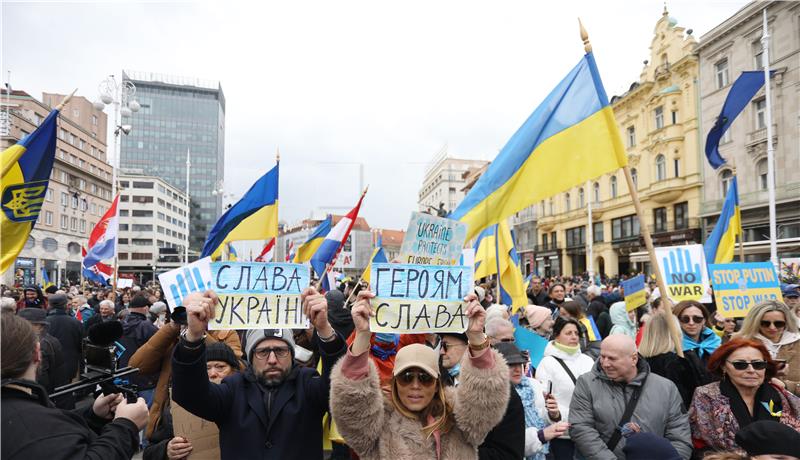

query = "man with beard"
[{"left": 171, "top": 288, "right": 346, "bottom": 459}]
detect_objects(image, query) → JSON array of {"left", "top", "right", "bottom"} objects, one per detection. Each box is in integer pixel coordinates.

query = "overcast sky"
[{"left": 2, "top": 0, "right": 749, "bottom": 230}]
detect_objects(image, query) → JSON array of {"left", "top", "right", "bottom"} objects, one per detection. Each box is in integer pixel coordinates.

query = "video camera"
[{"left": 50, "top": 321, "right": 139, "bottom": 403}]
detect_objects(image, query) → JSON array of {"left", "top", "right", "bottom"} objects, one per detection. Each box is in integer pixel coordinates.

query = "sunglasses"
[
  {"left": 679, "top": 315, "right": 705, "bottom": 325},
  {"left": 488, "top": 336, "right": 516, "bottom": 343},
  {"left": 727, "top": 360, "right": 768, "bottom": 371},
  {"left": 253, "top": 346, "right": 291, "bottom": 360},
  {"left": 440, "top": 341, "right": 466, "bottom": 352},
  {"left": 760, "top": 320, "right": 786, "bottom": 329},
  {"left": 397, "top": 370, "right": 437, "bottom": 387}
]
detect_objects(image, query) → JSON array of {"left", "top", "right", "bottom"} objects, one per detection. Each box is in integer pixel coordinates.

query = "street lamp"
[
  {"left": 93, "top": 75, "right": 140, "bottom": 199},
  {"left": 55, "top": 260, "right": 61, "bottom": 287}
]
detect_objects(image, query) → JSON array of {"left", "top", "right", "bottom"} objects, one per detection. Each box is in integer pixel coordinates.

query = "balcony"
[
  {"left": 534, "top": 243, "right": 562, "bottom": 253},
  {"left": 701, "top": 182, "right": 800, "bottom": 215}
]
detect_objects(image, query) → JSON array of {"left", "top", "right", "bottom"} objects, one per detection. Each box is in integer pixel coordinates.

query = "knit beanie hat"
[
  {"left": 244, "top": 329, "right": 296, "bottom": 362},
  {"left": 735, "top": 420, "right": 800, "bottom": 457},
  {"left": 525, "top": 305, "right": 552, "bottom": 329},
  {"left": 206, "top": 342, "right": 240, "bottom": 370},
  {"left": 622, "top": 432, "right": 681, "bottom": 460}
]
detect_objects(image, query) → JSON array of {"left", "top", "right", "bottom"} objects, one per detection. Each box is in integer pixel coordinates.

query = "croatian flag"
[
  {"left": 81, "top": 246, "right": 113, "bottom": 285},
  {"left": 83, "top": 195, "right": 119, "bottom": 267},
  {"left": 310, "top": 190, "right": 367, "bottom": 291},
  {"left": 255, "top": 238, "right": 275, "bottom": 262},
  {"left": 285, "top": 240, "right": 295, "bottom": 262}
]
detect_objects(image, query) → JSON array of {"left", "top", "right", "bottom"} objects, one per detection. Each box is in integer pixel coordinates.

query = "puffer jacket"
[
  {"left": 534, "top": 341, "right": 594, "bottom": 438},
  {"left": 330, "top": 348, "right": 509, "bottom": 460},
  {"left": 569, "top": 357, "right": 691, "bottom": 460},
  {"left": 128, "top": 322, "right": 244, "bottom": 439},
  {"left": 756, "top": 331, "right": 800, "bottom": 395}
]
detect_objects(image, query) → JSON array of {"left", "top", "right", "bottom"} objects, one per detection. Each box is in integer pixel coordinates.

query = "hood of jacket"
[
  {"left": 327, "top": 307, "right": 353, "bottom": 330},
  {"left": 121, "top": 311, "right": 148, "bottom": 334},
  {"left": 610, "top": 302, "right": 636, "bottom": 328},
  {"left": 756, "top": 331, "right": 800, "bottom": 356},
  {"left": 590, "top": 352, "right": 650, "bottom": 386}
]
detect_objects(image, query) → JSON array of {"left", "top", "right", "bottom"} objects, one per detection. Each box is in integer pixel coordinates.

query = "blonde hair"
[
  {"left": 736, "top": 300, "right": 798, "bottom": 339},
  {"left": 390, "top": 378, "right": 454, "bottom": 439},
  {"left": 639, "top": 311, "right": 684, "bottom": 358}
]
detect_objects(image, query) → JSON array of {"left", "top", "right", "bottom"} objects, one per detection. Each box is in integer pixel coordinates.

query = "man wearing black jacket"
[
  {"left": 1, "top": 312, "right": 148, "bottom": 460},
  {"left": 172, "top": 288, "right": 346, "bottom": 460},
  {"left": 45, "top": 293, "right": 84, "bottom": 383}
]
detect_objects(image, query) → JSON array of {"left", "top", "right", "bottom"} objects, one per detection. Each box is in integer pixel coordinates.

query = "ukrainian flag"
[
  {"left": 704, "top": 176, "right": 742, "bottom": 264},
  {"left": 1, "top": 109, "right": 60, "bottom": 273},
  {"left": 227, "top": 243, "right": 239, "bottom": 261},
  {"left": 41, "top": 267, "right": 53, "bottom": 289},
  {"left": 362, "top": 247, "right": 388, "bottom": 285},
  {"left": 201, "top": 163, "right": 279, "bottom": 259},
  {"left": 473, "top": 221, "right": 527, "bottom": 312},
  {"left": 293, "top": 215, "right": 332, "bottom": 263},
  {"left": 450, "top": 52, "right": 627, "bottom": 240}
]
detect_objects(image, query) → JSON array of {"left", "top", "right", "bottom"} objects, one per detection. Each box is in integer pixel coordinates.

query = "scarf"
[
  {"left": 682, "top": 327, "right": 721, "bottom": 359},
  {"left": 719, "top": 377, "right": 782, "bottom": 429},
  {"left": 756, "top": 331, "right": 800, "bottom": 358},
  {"left": 515, "top": 377, "right": 548, "bottom": 460},
  {"left": 552, "top": 342, "right": 580, "bottom": 355},
  {"left": 371, "top": 334, "right": 399, "bottom": 361}
]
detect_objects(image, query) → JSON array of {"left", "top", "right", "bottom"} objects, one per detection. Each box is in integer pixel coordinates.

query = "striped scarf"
[{"left": 515, "top": 377, "right": 548, "bottom": 460}]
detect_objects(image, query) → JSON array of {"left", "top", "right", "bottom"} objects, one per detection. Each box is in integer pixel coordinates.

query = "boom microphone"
[{"left": 87, "top": 320, "right": 123, "bottom": 347}]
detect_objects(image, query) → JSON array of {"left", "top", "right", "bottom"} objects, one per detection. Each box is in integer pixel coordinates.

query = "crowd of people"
[{"left": 2, "top": 275, "right": 800, "bottom": 459}]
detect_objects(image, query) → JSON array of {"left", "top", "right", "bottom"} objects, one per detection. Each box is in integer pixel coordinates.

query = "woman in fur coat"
[{"left": 330, "top": 291, "right": 510, "bottom": 460}]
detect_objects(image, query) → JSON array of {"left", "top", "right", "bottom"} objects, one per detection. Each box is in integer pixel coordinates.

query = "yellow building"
[{"left": 535, "top": 8, "right": 702, "bottom": 278}]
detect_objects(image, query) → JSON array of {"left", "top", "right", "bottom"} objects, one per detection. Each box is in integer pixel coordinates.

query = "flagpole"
[
  {"left": 761, "top": 8, "right": 778, "bottom": 270},
  {"left": 586, "top": 180, "right": 594, "bottom": 284},
  {"left": 495, "top": 223, "right": 502, "bottom": 303},
  {"left": 185, "top": 148, "right": 191, "bottom": 264},
  {"left": 579, "top": 19, "right": 671, "bottom": 308},
  {"left": 731, "top": 164, "right": 745, "bottom": 262}
]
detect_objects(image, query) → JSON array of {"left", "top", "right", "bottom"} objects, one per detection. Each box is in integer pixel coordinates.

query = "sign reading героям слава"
[{"left": 369, "top": 263, "right": 473, "bottom": 334}]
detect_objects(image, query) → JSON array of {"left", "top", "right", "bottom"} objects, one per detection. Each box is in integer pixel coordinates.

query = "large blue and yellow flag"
[
  {"left": 473, "top": 220, "right": 527, "bottom": 312},
  {"left": 450, "top": 52, "right": 626, "bottom": 240},
  {"left": 293, "top": 215, "right": 332, "bottom": 263},
  {"left": 704, "top": 176, "right": 742, "bottom": 264},
  {"left": 201, "top": 163, "right": 279, "bottom": 259},
  {"left": 1, "top": 110, "right": 60, "bottom": 273}
]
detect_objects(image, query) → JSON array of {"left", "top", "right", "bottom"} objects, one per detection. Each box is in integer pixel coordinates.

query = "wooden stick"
[{"left": 54, "top": 89, "right": 78, "bottom": 112}]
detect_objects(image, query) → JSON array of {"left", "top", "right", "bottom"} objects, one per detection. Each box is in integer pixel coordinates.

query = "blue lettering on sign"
[
  {"left": 371, "top": 263, "right": 472, "bottom": 301},
  {"left": 212, "top": 262, "right": 309, "bottom": 294}
]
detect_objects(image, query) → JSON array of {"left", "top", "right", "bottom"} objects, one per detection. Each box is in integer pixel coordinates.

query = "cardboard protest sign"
[
  {"left": 621, "top": 275, "right": 646, "bottom": 312},
  {"left": 709, "top": 262, "right": 782, "bottom": 318},
  {"left": 369, "top": 263, "right": 472, "bottom": 334},
  {"left": 116, "top": 278, "right": 133, "bottom": 289},
  {"left": 655, "top": 244, "right": 712, "bottom": 303},
  {"left": 158, "top": 257, "right": 214, "bottom": 312},
  {"left": 171, "top": 397, "right": 220, "bottom": 459},
  {"left": 210, "top": 262, "right": 310, "bottom": 330},
  {"left": 399, "top": 212, "right": 468, "bottom": 265}
]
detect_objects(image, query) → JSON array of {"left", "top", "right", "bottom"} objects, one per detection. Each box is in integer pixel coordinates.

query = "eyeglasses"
[
  {"left": 440, "top": 341, "right": 466, "bottom": 352},
  {"left": 253, "top": 346, "right": 291, "bottom": 360},
  {"left": 679, "top": 315, "right": 705, "bottom": 325},
  {"left": 488, "top": 336, "right": 516, "bottom": 343},
  {"left": 397, "top": 370, "right": 437, "bottom": 387},
  {"left": 727, "top": 360, "right": 768, "bottom": 371},
  {"left": 760, "top": 320, "right": 786, "bottom": 329}
]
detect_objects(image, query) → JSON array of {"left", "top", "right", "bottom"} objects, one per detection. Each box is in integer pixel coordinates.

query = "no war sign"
[
  {"left": 655, "top": 244, "right": 712, "bottom": 304},
  {"left": 158, "top": 259, "right": 311, "bottom": 330},
  {"left": 709, "top": 262, "right": 781, "bottom": 318},
  {"left": 369, "top": 263, "right": 473, "bottom": 334}
]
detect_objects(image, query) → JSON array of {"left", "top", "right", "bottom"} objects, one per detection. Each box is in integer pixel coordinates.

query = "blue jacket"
[{"left": 171, "top": 332, "right": 346, "bottom": 460}]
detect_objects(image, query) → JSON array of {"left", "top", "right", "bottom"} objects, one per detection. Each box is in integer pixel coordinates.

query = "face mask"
[
  {"left": 374, "top": 333, "right": 396, "bottom": 344},
  {"left": 448, "top": 363, "right": 461, "bottom": 377}
]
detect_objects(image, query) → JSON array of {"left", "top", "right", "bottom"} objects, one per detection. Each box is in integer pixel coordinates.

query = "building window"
[
  {"left": 671, "top": 110, "right": 678, "bottom": 124},
  {"left": 120, "top": 195, "right": 130, "bottom": 202},
  {"left": 80, "top": 219, "right": 86, "bottom": 233},
  {"left": 92, "top": 115, "right": 98, "bottom": 126},
  {"left": 548, "top": 199, "right": 554, "bottom": 216},
  {"left": 42, "top": 238, "right": 58, "bottom": 252},
  {"left": 631, "top": 168, "right": 638, "bottom": 188},
  {"left": 118, "top": 238, "right": 129, "bottom": 245},
  {"left": 627, "top": 126, "right": 636, "bottom": 147},
  {"left": 675, "top": 202, "right": 688, "bottom": 229},
  {"left": 674, "top": 158, "right": 680, "bottom": 178},
  {"left": 756, "top": 158, "right": 768, "bottom": 190},
  {"left": 551, "top": 231, "right": 557, "bottom": 247},
  {"left": 755, "top": 98, "right": 766, "bottom": 130},
  {"left": 578, "top": 188, "right": 585, "bottom": 208},
  {"left": 61, "top": 192, "right": 68, "bottom": 207},
  {"left": 566, "top": 226, "right": 586, "bottom": 248},
  {"left": 45, "top": 189, "right": 53, "bottom": 202},
  {"left": 70, "top": 217, "right": 77, "bottom": 231},
  {"left": 591, "top": 222, "right": 603, "bottom": 243},
  {"left": 132, "top": 195, "right": 153, "bottom": 204},
  {"left": 71, "top": 195, "right": 78, "bottom": 209},
  {"left": 715, "top": 58, "right": 729, "bottom": 89},
  {"left": 611, "top": 215, "right": 640, "bottom": 241},
  {"left": 565, "top": 193, "right": 571, "bottom": 212},
  {"left": 132, "top": 224, "right": 153, "bottom": 232},
  {"left": 542, "top": 234, "right": 549, "bottom": 249},
  {"left": 653, "top": 207, "right": 667, "bottom": 232},
  {"left": 753, "top": 40, "right": 765, "bottom": 69},
  {"left": 120, "top": 210, "right": 129, "bottom": 217},
  {"left": 44, "top": 211, "right": 53, "bottom": 226},
  {"left": 60, "top": 215, "right": 68, "bottom": 229},
  {"left": 721, "top": 169, "right": 733, "bottom": 197},
  {"left": 118, "top": 253, "right": 128, "bottom": 260},
  {"left": 655, "top": 106, "right": 664, "bottom": 130},
  {"left": 132, "top": 210, "right": 153, "bottom": 217},
  {"left": 132, "top": 181, "right": 154, "bottom": 189},
  {"left": 610, "top": 176, "right": 618, "bottom": 198},
  {"left": 593, "top": 182, "right": 600, "bottom": 204},
  {"left": 656, "top": 154, "right": 666, "bottom": 181}
]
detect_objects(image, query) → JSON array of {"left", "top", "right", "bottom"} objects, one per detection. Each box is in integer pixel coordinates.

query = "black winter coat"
[
  {"left": 478, "top": 382, "right": 526, "bottom": 460},
  {"left": 38, "top": 333, "right": 68, "bottom": 392},
  {"left": 118, "top": 311, "right": 158, "bottom": 389},
  {"left": 171, "top": 332, "right": 347, "bottom": 460},
  {"left": 1, "top": 379, "right": 139, "bottom": 460},
  {"left": 645, "top": 351, "right": 700, "bottom": 409},
  {"left": 46, "top": 308, "right": 84, "bottom": 380}
]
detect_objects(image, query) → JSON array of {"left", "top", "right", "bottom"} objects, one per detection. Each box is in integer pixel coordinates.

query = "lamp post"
[{"left": 55, "top": 260, "right": 61, "bottom": 288}]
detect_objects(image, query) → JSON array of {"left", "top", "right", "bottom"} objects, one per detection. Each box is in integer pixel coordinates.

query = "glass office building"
[{"left": 120, "top": 70, "right": 225, "bottom": 254}]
